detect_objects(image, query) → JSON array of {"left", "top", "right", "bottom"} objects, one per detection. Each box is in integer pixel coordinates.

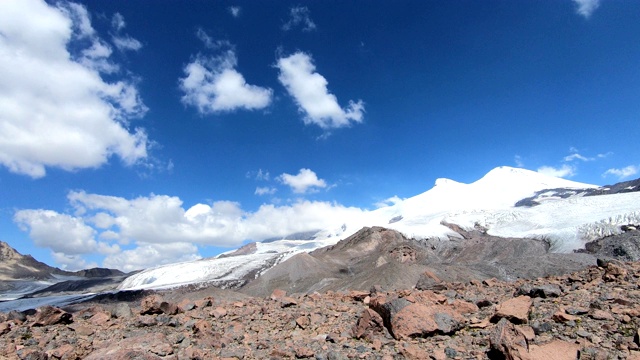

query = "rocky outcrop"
[
  {"left": 2, "top": 261, "right": 640, "bottom": 359},
  {"left": 243, "top": 226, "right": 597, "bottom": 297}
]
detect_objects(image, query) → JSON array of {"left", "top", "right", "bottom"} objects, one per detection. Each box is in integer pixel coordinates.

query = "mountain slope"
[
  {"left": 241, "top": 226, "right": 597, "bottom": 297},
  {"left": 0, "top": 241, "right": 70, "bottom": 281},
  {"left": 119, "top": 166, "right": 638, "bottom": 292}
]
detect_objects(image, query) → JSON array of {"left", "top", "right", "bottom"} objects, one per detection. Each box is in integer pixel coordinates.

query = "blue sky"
[{"left": 1, "top": 0, "right": 639, "bottom": 271}]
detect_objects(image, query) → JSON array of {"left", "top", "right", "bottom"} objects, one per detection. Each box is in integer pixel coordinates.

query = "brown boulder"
[
  {"left": 352, "top": 308, "right": 384, "bottom": 340},
  {"left": 489, "top": 318, "right": 529, "bottom": 359},
  {"left": 31, "top": 306, "right": 72, "bottom": 327},
  {"left": 492, "top": 296, "right": 532, "bottom": 324},
  {"left": 389, "top": 303, "right": 464, "bottom": 339},
  {"left": 140, "top": 294, "right": 180, "bottom": 315}
]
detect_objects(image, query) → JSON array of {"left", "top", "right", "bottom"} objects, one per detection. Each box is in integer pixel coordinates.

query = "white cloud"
[
  {"left": 255, "top": 187, "right": 277, "bottom": 196},
  {"left": 110, "top": 13, "right": 142, "bottom": 52},
  {"left": 514, "top": 155, "right": 524, "bottom": 168},
  {"left": 111, "top": 12, "right": 125, "bottom": 31},
  {"left": 563, "top": 153, "right": 593, "bottom": 162},
  {"left": 180, "top": 42, "right": 272, "bottom": 113},
  {"left": 603, "top": 165, "right": 639, "bottom": 180},
  {"left": 374, "top": 195, "right": 404, "bottom": 209},
  {"left": 276, "top": 52, "right": 365, "bottom": 129},
  {"left": 572, "top": 0, "right": 600, "bottom": 18},
  {"left": 112, "top": 35, "right": 142, "bottom": 52},
  {"left": 282, "top": 6, "right": 316, "bottom": 32},
  {"left": 229, "top": 6, "right": 241, "bottom": 18},
  {"left": 537, "top": 164, "right": 576, "bottom": 178},
  {"left": 13, "top": 209, "right": 117, "bottom": 255},
  {"left": 278, "top": 168, "right": 328, "bottom": 194},
  {"left": 103, "top": 243, "right": 201, "bottom": 273},
  {"left": 52, "top": 252, "right": 98, "bottom": 271},
  {"left": 0, "top": 0, "right": 149, "bottom": 178},
  {"left": 15, "top": 190, "right": 368, "bottom": 271}
]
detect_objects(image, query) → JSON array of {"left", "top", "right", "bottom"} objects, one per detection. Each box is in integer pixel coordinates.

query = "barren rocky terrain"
[{"left": 1, "top": 253, "right": 640, "bottom": 359}]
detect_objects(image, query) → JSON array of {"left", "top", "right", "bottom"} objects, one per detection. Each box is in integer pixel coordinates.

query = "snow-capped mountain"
[{"left": 119, "top": 166, "right": 640, "bottom": 291}]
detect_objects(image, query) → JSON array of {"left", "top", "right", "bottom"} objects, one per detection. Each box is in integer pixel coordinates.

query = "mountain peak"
[{"left": 0, "top": 241, "right": 24, "bottom": 261}]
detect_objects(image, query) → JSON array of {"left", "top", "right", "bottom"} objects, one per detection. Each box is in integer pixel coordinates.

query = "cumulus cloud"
[
  {"left": 15, "top": 190, "right": 368, "bottom": 271},
  {"left": 103, "top": 243, "right": 201, "bottom": 272},
  {"left": 572, "top": 0, "right": 600, "bottom": 19},
  {"left": 179, "top": 33, "right": 272, "bottom": 113},
  {"left": 13, "top": 209, "right": 119, "bottom": 256},
  {"left": 0, "top": 0, "right": 149, "bottom": 178},
  {"left": 603, "top": 165, "right": 639, "bottom": 180},
  {"left": 278, "top": 168, "right": 328, "bottom": 194},
  {"left": 537, "top": 164, "right": 576, "bottom": 178},
  {"left": 52, "top": 252, "right": 98, "bottom": 271},
  {"left": 229, "top": 6, "right": 241, "bottom": 18},
  {"left": 276, "top": 52, "right": 365, "bottom": 129},
  {"left": 282, "top": 6, "right": 316, "bottom": 32}
]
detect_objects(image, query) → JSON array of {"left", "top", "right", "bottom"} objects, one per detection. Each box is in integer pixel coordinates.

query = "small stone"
[
  {"left": 553, "top": 310, "right": 578, "bottom": 323},
  {"left": 270, "top": 288, "right": 287, "bottom": 300},
  {"left": 210, "top": 307, "right": 227, "bottom": 318},
  {"left": 590, "top": 310, "right": 614, "bottom": 321},
  {"left": 294, "top": 346, "right": 314, "bottom": 358}
]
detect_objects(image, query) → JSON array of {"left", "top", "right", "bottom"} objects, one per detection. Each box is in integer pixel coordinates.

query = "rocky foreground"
[{"left": 1, "top": 259, "right": 640, "bottom": 359}]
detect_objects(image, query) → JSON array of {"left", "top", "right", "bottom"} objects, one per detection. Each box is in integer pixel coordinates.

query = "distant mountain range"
[
  {"left": 0, "top": 241, "right": 126, "bottom": 303},
  {"left": 1, "top": 166, "right": 639, "bottom": 312}
]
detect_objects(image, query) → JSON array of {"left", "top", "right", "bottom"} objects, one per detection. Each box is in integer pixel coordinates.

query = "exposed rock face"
[
  {"left": 2, "top": 261, "right": 640, "bottom": 359},
  {"left": 242, "top": 226, "right": 597, "bottom": 297},
  {"left": 515, "top": 177, "right": 640, "bottom": 207},
  {"left": 0, "top": 241, "right": 70, "bottom": 280}
]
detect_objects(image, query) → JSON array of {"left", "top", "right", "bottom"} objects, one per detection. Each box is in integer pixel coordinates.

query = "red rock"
[
  {"left": 451, "top": 299, "right": 479, "bottom": 314},
  {"left": 390, "top": 303, "right": 464, "bottom": 339},
  {"left": 89, "top": 311, "right": 111, "bottom": 326},
  {"left": 194, "top": 319, "right": 212, "bottom": 335},
  {"left": 483, "top": 278, "right": 502, "bottom": 287},
  {"left": 31, "top": 306, "right": 72, "bottom": 327},
  {"left": 352, "top": 308, "right": 384, "bottom": 339},
  {"left": 489, "top": 318, "right": 529, "bottom": 359},
  {"left": 590, "top": 310, "right": 614, "bottom": 321},
  {"left": 528, "top": 340, "right": 579, "bottom": 360},
  {"left": 140, "top": 294, "right": 179, "bottom": 315},
  {"left": 553, "top": 310, "right": 578, "bottom": 323},
  {"left": 46, "top": 344, "right": 75, "bottom": 359},
  {"left": 516, "top": 325, "right": 536, "bottom": 341},
  {"left": 400, "top": 343, "right": 430, "bottom": 360},
  {"left": 349, "top": 290, "right": 370, "bottom": 301},
  {"left": 210, "top": 306, "right": 227, "bottom": 318},
  {"left": 0, "top": 321, "right": 11, "bottom": 336},
  {"left": 194, "top": 297, "right": 214, "bottom": 308},
  {"left": 280, "top": 297, "right": 298, "bottom": 308},
  {"left": 85, "top": 333, "right": 173, "bottom": 359},
  {"left": 492, "top": 296, "right": 532, "bottom": 324},
  {"left": 296, "top": 315, "right": 310, "bottom": 329},
  {"left": 294, "top": 346, "right": 314, "bottom": 358},
  {"left": 271, "top": 288, "right": 287, "bottom": 300}
]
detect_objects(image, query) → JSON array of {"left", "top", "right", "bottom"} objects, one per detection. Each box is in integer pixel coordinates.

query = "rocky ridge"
[{"left": 1, "top": 258, "right": 640, "bottom": 359}]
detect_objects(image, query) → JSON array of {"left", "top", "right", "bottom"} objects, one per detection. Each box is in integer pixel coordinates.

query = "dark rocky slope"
[{"left": 241, "top": 226, "right": 597, "bottom": 297}]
